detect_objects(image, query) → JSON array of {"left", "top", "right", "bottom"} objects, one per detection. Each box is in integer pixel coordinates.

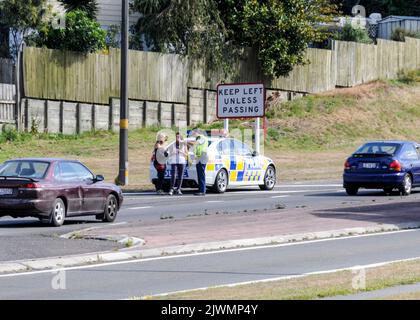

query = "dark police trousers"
[{"left": 196, "top": 163, "right": 206, "bottom": 194}]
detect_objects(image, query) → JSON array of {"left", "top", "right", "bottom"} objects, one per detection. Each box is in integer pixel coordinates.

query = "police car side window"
[
  {"left": 233, "top": 140, "right": 252, "bottom": 156},
  {"left": 218, "top": 140, "right": 231, "bottom": 156}
]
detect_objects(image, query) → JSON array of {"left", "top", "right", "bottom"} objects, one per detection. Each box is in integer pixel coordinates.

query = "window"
[
  {"left": 0, "top": 161, "right": 49, "bottom": 179},
  {"left": 400, "top": 144, "right": 419, "bottom": 161},
  {"left": 58, "top": 162, "right": 94, "bottom": 182},
  {"left": 232, "top": 140, "right": 252, "bottom": 156},
  {"left": 217, "top": 140, "right": 231, "bottom": 156},
  {"left": 355, "top": 143, "right": 400, "bottom": 156}
]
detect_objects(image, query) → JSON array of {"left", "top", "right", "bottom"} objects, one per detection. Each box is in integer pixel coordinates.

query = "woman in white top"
[{"left": 167, "top": 132, "right": 187, "bottom": 195}]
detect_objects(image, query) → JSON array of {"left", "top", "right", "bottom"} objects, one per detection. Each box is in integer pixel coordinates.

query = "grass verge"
[{"left": 148, "top": 258, "right": 420, "bottom": 300}]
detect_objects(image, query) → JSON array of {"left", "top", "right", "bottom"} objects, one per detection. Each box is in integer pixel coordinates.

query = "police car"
[{"left": 150, "top": 133, "right": 277, "bottom": 193}]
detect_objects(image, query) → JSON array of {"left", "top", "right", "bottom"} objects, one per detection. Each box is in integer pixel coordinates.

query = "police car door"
[{"left": 232, "top": 140, "right": 262, "bottom": 185}]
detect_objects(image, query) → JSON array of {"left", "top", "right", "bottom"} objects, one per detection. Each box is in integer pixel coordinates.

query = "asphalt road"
[
  {"left": 0, "top": 229, "right": 419, "bottom": 299},
  {"left": 1, "top": 181, "right": 420, "bottom": 261}
]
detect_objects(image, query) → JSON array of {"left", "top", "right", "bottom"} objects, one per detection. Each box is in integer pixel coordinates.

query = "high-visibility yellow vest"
[{"left": 194, "top": 135, "right": 208, "bottom": 158}]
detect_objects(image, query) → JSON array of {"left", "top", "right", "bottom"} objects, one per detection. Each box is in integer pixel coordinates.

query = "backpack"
[{"left": 154, "top": 148, "right": 166, "bottom": 172}]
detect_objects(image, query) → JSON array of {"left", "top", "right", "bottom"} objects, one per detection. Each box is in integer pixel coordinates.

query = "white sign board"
[{"left": 217, "top": 83, "right": 265, "bottom": 119}]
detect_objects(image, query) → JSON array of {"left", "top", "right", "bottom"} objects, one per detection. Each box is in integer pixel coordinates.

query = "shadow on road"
[
  {"left": 305, "top": 190, "right": 420, "bottom": 198},
  {"left": 0, "top": 219, "right": 100, "bottom": 229},
  {"left": 311, "top": 201, "right": 420, "bottom": 226}
]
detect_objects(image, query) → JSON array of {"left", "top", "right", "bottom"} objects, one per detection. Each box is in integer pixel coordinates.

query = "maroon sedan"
[{"left": 0, "top": 158, "right": 123, "bottom": 227}]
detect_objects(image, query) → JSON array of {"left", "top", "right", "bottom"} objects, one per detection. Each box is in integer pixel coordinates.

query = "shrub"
[
  {"left": 391, "top": 27, "right": 420, "bottom": 42},
  {"left": 396, "top": 69, "right": 420, "bottom": 84},
  {"left": 335, "top": 23, "right": 373, "bottom": 44}
]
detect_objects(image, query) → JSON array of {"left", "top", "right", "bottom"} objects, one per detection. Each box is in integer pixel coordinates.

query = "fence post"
[
  {"left": 187, "top": 88, "right": 191, "bottom": 126},
  {"left": 203, "top": 89, "right": 207, "bottom": 124},
  {"left": 59, "top": 101, "right": 64, "bottom": 133},
  {"left": 44, "top": 100, "right": 48, "bottom": 133},
  {"left": 76, "top": 103, "right": 81, "bottom": 134},
  {"left": 14, "top": 50, "right": 21, "bottom": 131},
  {"left": 109, "top": 98, "right": 114, "bottom": 131}
]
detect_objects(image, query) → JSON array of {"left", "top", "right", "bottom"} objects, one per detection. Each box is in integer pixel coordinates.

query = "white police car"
[{"left": 150, "top": 135, "right": 276, "bottom": 193}]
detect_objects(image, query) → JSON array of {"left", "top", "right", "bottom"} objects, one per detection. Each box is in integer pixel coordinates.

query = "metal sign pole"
[
  {"left": 224, "top": 119, "right": 229, "bottom": 133},
  {"left": 118, "top": 0, "right": 129, "bottom": 185},
  {"left": 255, "top": 117, "right": 260, "bottom": 154}
]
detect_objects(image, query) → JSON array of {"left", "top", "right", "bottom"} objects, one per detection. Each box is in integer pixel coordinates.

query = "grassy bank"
[{"left": 0, "top": 72, "right": 419, "bottom": 189}]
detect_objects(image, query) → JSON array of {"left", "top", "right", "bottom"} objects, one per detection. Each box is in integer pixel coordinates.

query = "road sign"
[{"left": 217, "top": 83, "right": 265, "bottom": 119}]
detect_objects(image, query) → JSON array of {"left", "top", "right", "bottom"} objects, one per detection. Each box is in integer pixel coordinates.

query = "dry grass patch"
[{"left": 151, "top": 259, "right": 420, "bottom": 300}]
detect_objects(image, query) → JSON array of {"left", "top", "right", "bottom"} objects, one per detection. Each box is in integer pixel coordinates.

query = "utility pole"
[{"left": 118, "top": 0, "right": 129, "bottom": 185}]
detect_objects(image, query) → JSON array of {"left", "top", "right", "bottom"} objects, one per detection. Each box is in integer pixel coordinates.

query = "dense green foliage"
[
  {"left": 32, "top": 10, "right": 106, "bottom": 53},
  {"left": 131, "top": 0, "right": 337, "bottom": 78}
]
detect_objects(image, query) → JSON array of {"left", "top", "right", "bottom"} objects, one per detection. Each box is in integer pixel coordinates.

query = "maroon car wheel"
[
  {"left": 101, "top": 194, "right": 118, "bottom": 223},
  {"left": 50, "top": 198, "right": 66, "bottom": 227}
]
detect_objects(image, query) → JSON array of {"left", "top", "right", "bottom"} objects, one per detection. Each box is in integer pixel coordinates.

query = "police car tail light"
[{"left": 389, "top": 160, "right": 401, "bottom": 172}]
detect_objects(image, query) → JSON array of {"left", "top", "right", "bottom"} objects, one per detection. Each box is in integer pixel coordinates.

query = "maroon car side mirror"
[{"left": 94, "top": 175, "right": 105, "bottom": 182}]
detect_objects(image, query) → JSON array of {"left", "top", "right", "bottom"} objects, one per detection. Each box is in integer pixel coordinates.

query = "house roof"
[{"left": 378, "top": 15, "right": 420, "bottom": 23}]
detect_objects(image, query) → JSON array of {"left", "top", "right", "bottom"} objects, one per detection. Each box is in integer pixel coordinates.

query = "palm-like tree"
[{"left": 59, "top": 0, "right": 99, "bottom": 20}]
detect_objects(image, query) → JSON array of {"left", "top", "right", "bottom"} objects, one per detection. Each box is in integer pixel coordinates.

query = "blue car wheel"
[{"left": 399, "top": 174, "right": 412, "bottom": 196}]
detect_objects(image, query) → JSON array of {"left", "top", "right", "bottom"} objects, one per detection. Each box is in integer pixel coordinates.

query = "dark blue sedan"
[{"left": 343, "top": 141, "right": 420, "bottom": 196}]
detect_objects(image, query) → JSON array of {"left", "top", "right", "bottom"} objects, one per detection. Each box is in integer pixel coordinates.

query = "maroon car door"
[
  {"left": 55, "top": 162, "right": 83, "bottom": 214},
  {"left": 63, "top": 162, "right": 105, "bottom": 213}
]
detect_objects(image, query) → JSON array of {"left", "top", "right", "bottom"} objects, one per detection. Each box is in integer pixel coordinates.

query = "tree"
[
  {"left": 33, "top": 10, "right": 106, "bottom": 53},
  {"left": 59, "top": 0, "right": 99, "bottom": 20},
  {"left": 331, "top": 0, "right": 420, "bottom": 17},
  {"left": 222, "top": 0, "right": 338, "bottom": 77},
  {"left": 131, "top": 0, "right": 233, "bottom": 74},
  {"left": 0, "top": 0, "right": 49, "bottom": 60},
  {"left": 131, "top": 0, "right": 337, "bottom": 78}
]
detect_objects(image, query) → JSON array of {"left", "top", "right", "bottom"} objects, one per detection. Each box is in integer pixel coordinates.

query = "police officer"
[{"left": 191, "top": 129, "right": 208, "bottom": 196}]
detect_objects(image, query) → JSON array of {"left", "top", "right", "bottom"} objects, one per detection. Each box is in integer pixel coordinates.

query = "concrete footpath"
[{"left": 1, "top": 200, "right": 420, "bottom": 274}]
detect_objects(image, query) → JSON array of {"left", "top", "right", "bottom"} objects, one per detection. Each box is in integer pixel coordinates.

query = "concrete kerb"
[{"left": 1, "top": 222, "right": 420, "bottom": 275}]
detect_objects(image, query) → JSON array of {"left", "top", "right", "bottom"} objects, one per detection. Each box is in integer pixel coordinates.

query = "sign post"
[{"left": 217, "top": 83, "right": 265, "bottom": 153}]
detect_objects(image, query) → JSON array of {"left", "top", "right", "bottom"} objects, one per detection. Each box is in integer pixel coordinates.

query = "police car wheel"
[
  {"left": 213, "top": 169, "right": 228, "bottom": 193},
  {"left": 259, "top": 166, "right": 276, "bottom": 191}
]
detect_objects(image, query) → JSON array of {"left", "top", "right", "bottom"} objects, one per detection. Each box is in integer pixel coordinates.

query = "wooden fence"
[
  {"left": 23, "top": 37, "right": 420, "bottom": 106},
  {"left": 23, "top": 46, "right": 337, "bottom": 105},
  {"left": 0, "top": 83, "right": 16, "bottom": 124},
  {"left": 335, "top": 37, "right": 420, "bottom": 87}
]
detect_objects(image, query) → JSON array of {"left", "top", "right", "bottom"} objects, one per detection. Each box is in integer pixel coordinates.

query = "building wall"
[{"left": 378, "top": 19, "right": 420, "bottom": 39}]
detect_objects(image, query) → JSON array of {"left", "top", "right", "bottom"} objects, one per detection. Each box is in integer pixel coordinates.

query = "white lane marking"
[
  {"left": 122, "top": 189, "right": 337, "bottom": 201},
  {"left": 206, "top": 201, "right": 225, "bottom": 203},
  {"left": 271, "top": 195, "right": 290, "bottom": 199},
  {"left": 275, "top": 184, "right": 342, "bottom": 188},
  {"left": 0, "top": 228, "right": 418, "bottom": 279},
  {"left": 128, "top": 206, "right": 153, "bottom": 210},
  {"left": 123, "top": 185, "right": 344, "bottom": 197},
  {"left": 149, "top": 255, "right": 420, "bottom": 299},
  {"left": 124, "top": 192, "right": 155, "bottom": 196}
]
